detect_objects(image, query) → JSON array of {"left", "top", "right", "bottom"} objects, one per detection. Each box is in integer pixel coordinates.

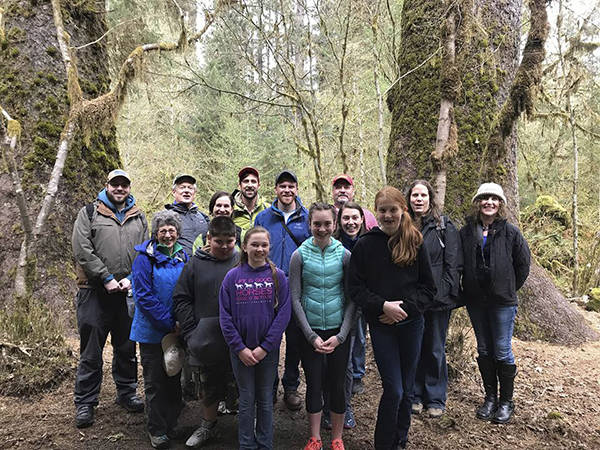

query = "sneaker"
[
  {"left": 351, "top": 379, "right": 365, "bottom": 395},
  {"left": 427, "top": 407, "right": 444, "bottom": 418},
  {"left": 75, "top": 404, "right": 94, "bottom": 428},
  {"left": 411, "top": 402, "right": 423, "bottom": 415},
  {"left": 148, "top": 433, "right": 170, "bottom": 449},
  {"left": 344, "top": 409, "right": 356, "bottom": 429},
  {"left": 322, "top": 411, "right": 332, "bottom": 430},
  {"left": 331, "top": 438, "right": 345, "bottom": 450},
  {"left": 304, "top": 437, "right": 323, "bottom": 450},
  {"left": 283, "top": 390, "right": 302, "bottom": 411},
  {"left": 185, "top": 420, "right": 217, "bottom": 448},
  {"left": 116, "top": 394, "right": 144, "bottom": 413}
]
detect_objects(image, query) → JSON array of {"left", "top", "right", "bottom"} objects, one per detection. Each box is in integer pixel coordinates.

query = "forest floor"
[{"left": 1, "top": 305, "right": 599, "bottom": 450}]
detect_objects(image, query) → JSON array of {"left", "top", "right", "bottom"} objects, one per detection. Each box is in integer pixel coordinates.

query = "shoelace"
[
  {"left": 331, "top": 439, "right": 345, "bottom": 450},
  {"left": 305, "top": 437, "right": 322, "bottom": 450}
]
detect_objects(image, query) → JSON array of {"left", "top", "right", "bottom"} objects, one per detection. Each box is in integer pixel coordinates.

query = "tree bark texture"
[
  {"left": 386, "top": 0, "right": 597, "bottom": 344},
  {"left": 0, "top": 0, "right": 120, "bottom": 308}
]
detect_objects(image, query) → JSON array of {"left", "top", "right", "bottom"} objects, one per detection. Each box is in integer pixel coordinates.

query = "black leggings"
[{"left": 300, "top": 328, "right": 351, "bottom": 414}]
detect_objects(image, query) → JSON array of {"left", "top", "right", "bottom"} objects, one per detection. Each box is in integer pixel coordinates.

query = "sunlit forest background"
[{"left": 111, "top": 0, "right": 599, "bottom": 297}]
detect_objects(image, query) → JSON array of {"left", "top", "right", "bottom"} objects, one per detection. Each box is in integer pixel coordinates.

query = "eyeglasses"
[{"left": 158, "top": 228, "right": 178, "bottom": 236}]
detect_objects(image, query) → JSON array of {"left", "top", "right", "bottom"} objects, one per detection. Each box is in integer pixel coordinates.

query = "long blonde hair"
[
  {"left": 375, "top": 186, "right": 423, "bottom": 266},
  {"left": 240, "top": 226, "right": 280, "bottom": 308}
]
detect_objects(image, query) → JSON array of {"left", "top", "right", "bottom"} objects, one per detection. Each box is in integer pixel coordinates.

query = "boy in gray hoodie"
[{"left": 173, "top": 217, "right": 239, "bottom": 448}]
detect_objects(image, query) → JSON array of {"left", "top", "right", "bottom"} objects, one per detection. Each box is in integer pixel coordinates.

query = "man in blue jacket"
[{"left": 255, "top": 170, "right": 311, "bottom": 411}]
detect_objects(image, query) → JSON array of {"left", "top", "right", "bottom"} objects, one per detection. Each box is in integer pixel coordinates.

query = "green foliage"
[{"left": 0, "top": 297, "right": 74, "bottom": 396}]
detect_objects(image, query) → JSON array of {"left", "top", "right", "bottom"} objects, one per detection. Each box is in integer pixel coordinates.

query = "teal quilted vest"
[{"left": 298, "top": 237, "right": 345, "bottom": 330}]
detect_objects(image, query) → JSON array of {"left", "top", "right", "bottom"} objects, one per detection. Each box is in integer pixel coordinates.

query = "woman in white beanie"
[{"left": 459, "top": 183, "right": 531, "bottom": 424}]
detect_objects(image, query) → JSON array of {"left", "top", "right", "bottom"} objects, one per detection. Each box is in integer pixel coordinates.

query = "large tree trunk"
[
  {"left": 386, "top": 0, "right": 597, "bottom": 344},
  {"left": 0, "top": 0, "right": 119, "bottom": 310}
]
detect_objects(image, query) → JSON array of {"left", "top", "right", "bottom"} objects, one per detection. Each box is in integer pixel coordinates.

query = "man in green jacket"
[
  {"left": 231, "top": 166, "right": 270, "bottom": 233},
  {"left": 71, "top": 169, "right": 148, "bottom": 429}
]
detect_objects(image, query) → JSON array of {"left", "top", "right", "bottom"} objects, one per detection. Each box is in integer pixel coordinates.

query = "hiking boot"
[
  {"left": 351, "top": 378, "right": 365, "bottom": 395},
  {"left": 492, "top": 362, "right": 517, "bottom": 424},
  {"left": 476, "top": 356, "right": 498, "bottom": 420},
  {"left": 331, "top": 438, "right": 345, "bottom": 450},
  {"left": 148, "top": 433, "right": 170, "bottom": 449},
  {"left": 185, "top": 420, "right": 217, "bottom": 448},
  {"left": 322, "top": 411, "right": 332, "bottom": 430},
  {"left": 304, "top": 437, "right": 323, "bottom": 450},
  {"left": 427, "top": 407, "right": 444, "bottom": 418},
  {"left": 116, "top": 394, "right": 144, "bottom": 413},
  {"left": 344, "top": 409, "right": 356, "bottom": 429},
  {"left": 75, "top": 404, "right": 94, "bottom": 428},
  {"left": 411, "top": 402, "right": 423, "bottom": 415},
  {"left": 283, "top": 390, "right": 302, "bottom": 411}
]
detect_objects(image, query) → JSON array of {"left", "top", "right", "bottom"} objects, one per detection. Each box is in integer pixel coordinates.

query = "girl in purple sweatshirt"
[{"left": 219, "top": 226, "right": 291, "bottom": 450}]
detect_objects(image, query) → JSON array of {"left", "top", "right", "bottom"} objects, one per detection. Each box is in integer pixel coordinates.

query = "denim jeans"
[
  {"left": 413, "top": 309, "right": 451, "bottom": 409},
  {"left": 467, "top": 303, "right": 517, "bottom": 364},
  {"left": 231, "top": 349, "right": 280, "bottom": 450},
  {"left": 370, "top": 316, "right": 424, "bottom": 450},
  {"left": 352, "top": 314, "right": 367, "bottom": 380}
]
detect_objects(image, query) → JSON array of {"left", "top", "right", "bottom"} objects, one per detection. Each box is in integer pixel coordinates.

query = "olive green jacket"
[{"left": 72, "top": 200, "right": 148, "bottom": 287}]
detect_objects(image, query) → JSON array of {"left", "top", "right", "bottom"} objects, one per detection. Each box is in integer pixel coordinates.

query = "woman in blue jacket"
[
  {"left": 290, "top": 202, "right": 355, "bottom": 450},
  {"left": 406, "top": 180, "right": 460, "bottom": 418},
  {"left": 130, "top": 210, "right": 189, "bottom": 449}
]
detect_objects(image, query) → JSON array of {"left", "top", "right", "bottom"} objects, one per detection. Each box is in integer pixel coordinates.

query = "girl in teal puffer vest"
[{"left": 289, "top": 202, "right": 355, "bottom": 450}]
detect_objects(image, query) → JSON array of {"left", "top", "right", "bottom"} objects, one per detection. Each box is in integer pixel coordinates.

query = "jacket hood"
[
  {"left": 362, "top": 226, "right": 388, "bottom": 239},
  {"left": 194, "top": 247, "right": 239, "bottom": 263},
  {"left": 98, "top": 189, "right": 136, "bottom": 213},
  {"left": 134, "top": 239, "right": 187, "bottom": 264},
  {"left": 165, "top": 202, "right": 198, "bottom": 213}
]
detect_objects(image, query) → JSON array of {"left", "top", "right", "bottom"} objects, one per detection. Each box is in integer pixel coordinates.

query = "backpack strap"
[
  {"left": 435, "top": 216, "right": 447, "bottom": 248},
  {"left": 86, "top": 202, "right": 97, "bottom": 238}
]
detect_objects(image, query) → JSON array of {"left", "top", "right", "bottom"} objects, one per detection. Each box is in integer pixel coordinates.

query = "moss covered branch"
[{"left": 481, "top": 0, "right": 549, "bottom": 180}]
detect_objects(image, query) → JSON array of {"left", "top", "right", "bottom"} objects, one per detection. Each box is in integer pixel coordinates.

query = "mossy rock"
[
  {"left": 533, "top": 195, "right": 571, "bottom": 228},
  {"left": 586, "top": 288, "right": 600, "bottom": 312}
]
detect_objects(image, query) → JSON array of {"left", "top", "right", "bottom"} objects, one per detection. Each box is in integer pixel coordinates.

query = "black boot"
[
  {"left": 475, "top": 356, "right": 497, "bottom": 420},
  {"left": 492, "top": 362, "right": 517, "bottom": 424}
]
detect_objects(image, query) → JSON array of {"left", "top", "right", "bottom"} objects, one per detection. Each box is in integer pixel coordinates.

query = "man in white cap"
[{"left": 71, "top": 169, "right": 148, "bottom": 428}]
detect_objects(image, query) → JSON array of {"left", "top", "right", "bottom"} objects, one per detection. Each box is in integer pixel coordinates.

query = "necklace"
[{"left": 482, "top": 223, "right": 490, "bottom": 231}]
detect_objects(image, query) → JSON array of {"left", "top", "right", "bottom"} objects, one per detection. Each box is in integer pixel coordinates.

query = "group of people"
[{"left": 71, "top": 166, "right": 531, "bottom": 450}]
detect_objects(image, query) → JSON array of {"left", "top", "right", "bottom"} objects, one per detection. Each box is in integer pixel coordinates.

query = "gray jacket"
[
  {"left": 165, "top": 202, "right": 209, "bottom": 255},
  {"left": 72, "top": 199, "right": 148, "bottom": 287}
]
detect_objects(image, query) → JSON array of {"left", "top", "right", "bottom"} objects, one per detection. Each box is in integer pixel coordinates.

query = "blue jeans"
[
  {"left": 413, "top": 309, "right": 451, "bottom": 409},
  {"left": 467, "top": 303, "right": 517, "bottom": 364},
  {"left": 231, "top": 349, "right": 280, "bottom": 450},
  {"left": 352, "top": 314, "right": 367, "bottom": 380},
  {"left": 370, "top": 316, "right": 424, "bottom": 450}
]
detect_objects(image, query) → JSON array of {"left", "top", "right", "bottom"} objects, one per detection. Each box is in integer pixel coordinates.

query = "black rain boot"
[
  {"left": 476, "top": 356, "right": 498, "bottom": 420},
  {"left": 492, "top": 362, "right": 517, "bottom": 424}
]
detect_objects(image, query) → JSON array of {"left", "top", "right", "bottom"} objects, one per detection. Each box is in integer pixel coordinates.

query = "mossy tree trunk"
[
  {"left": 386, "top": 0, "right": 597, "bottom": 344},
  {"left": 0, "top": 0, "right": 120, "bottom": 310}
]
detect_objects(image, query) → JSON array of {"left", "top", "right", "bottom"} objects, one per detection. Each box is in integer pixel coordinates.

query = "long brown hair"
[
  {"left": 333, "top": 201, "right": 367, "bottom": 239},
  {"left": 375, "top": 186, "right": 423, "bottom": 266},
  {"left": 405, "top": 179, "right": 442, "bottom": 226},
  {"left": 240, "top": 226, "right": 280, "bottom": 308}
]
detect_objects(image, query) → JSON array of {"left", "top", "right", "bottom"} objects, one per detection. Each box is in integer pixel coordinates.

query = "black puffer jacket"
[
  {"left": 347, "top": 227, "right": 437, "bottom": 326},
  {"left": 459, "top": 218, "right": 530, "bottom": 306},
  {"left": 420, "top": 215, "right": 461, "bottom": 311}
]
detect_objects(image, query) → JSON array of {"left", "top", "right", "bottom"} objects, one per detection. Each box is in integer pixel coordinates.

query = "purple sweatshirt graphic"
[{"left": 219, "top": 263, "right": 291, "bottom": 354}]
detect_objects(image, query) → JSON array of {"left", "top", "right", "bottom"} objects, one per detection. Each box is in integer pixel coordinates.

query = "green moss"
[
  {"left": 35, "top": 120, "right": 62, "bottom": 138},
  {"left": 46, "top": 95, "right": 58, "bottom": 109},
  {"left": 547, "top": 411, "right": 562, "bottom": 420},
  {"left": 586, "top": 288, "right": 600, "bottom": 312},
  {"left": 9, "top": 47, "right": 19, "bottom": 57},
  {"left": 45, "top": 45, "right": 58, "bottom": 57},
  {"left": 532, "top": 195, "right": 570, "bottom": 228}
]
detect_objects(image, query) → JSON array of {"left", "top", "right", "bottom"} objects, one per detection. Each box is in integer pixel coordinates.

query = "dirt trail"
[{"left": 1, "top": 306, "right": 599, "bottom": 449}]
